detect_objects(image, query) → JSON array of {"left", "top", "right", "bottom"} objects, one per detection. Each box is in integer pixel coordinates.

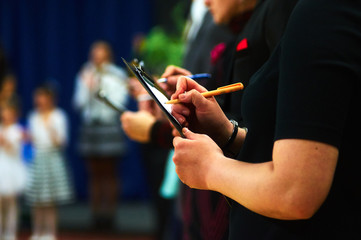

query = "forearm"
[
  {"left": 208, "top": 158, "right": 275, "bottom": 216},
  {"left": 73, "top": 78, "right": 91, "bottom": 109},
  {"left": 2, "top": 140, "right": 17, "bottom": 155},
  {"left": 208, "top": 156, "right": 314, "bottom": 220},
  {"left": 49, "top": 127, "right": 66, "bottom": 148},
  {"left": 208, "top": 140, "right": 338, "bottom": 221},
  {"left": 49, "top": 132, "right": 64, "bottom": 148}
]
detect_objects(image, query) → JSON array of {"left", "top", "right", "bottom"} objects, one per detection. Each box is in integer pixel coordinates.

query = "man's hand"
[
  {"left": 173, "top": 128, "right": 224, "bottom": 189},
  {"left": 171, "top": 76, "right": 233, "bottom": 147},
  {"left": 121, "top": 111, "right": 157, "bottom": 143},
  {"left": 160, "top": 65, "right": 192, "bottom": 96}
]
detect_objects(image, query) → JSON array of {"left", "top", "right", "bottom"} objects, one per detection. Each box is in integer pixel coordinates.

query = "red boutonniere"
[{"left": 236, "top": 38, "right": 248, "bottom": 52}]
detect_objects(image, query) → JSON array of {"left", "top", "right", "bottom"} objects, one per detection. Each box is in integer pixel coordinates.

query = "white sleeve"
[{"left": 73, "top": 74, "right": 90, "bottom": 110}]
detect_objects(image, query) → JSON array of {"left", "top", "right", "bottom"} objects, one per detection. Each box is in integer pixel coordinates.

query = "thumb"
[{"left": 182, "top": 127, "right": 199, "bottom": 140}]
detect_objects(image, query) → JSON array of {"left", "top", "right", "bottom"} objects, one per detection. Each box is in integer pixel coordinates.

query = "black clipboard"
[{"left": 122, "top": 58, "right": 185, "bottom": 138}]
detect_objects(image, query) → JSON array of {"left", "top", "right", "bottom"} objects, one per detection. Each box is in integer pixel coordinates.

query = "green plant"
[{"left": 140, "top": 2, "right": 187, "bottom": 75}]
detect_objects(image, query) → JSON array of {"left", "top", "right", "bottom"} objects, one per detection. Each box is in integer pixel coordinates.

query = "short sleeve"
[{"left": 274, "top": 0, "right": 361, "bottom": 148}]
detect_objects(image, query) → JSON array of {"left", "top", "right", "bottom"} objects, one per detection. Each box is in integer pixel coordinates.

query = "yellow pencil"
[{"left": 165, "top": 82, "right": 244, "bottom": 104}]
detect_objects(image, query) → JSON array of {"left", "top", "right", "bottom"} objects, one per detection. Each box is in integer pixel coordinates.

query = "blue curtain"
[{"left": 0, "top": 0, "right": 154, "bottom": 200}]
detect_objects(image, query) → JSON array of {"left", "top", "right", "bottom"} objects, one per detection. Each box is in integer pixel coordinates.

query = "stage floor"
[
  {"left": 17, "top": 201, "right": 157, "bottom": 240},
  {"left": 18, "top": 232, "right": 154, "bottom": 240}
]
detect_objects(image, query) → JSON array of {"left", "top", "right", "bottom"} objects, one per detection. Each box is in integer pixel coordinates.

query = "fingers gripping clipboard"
[{"left": 122, "top": 58, "right": 185, "bottom": 138}]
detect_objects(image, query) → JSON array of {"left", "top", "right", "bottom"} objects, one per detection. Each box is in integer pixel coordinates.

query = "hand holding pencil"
[
  {"left": 171, "top": 76, "right": 240, "bottom": 146},
  {"left": 166, "top": 82, "right": 244, "bottom": 104}
]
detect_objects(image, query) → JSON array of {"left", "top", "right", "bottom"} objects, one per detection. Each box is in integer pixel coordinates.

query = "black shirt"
[
  {"left": 183, "top": 11, "right": 234, "bottom": 76},
  {"left": 230, "top": 0, "right": 361, "bottom": 239},
  {"left": 217, "top": 0, "right": 299, "bottom": 123}
]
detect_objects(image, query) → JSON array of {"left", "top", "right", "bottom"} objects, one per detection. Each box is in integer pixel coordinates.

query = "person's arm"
[
  {"left": 121, "top": 111, "right": 156, "bottom": 143},
  {"left": 48, "top": 110, "right": 68, "bottom": 148},
  {"left": 169, "top": 59, "right": 339, "bottom": 221},
  {"left": 0, "top": 134, "right": 14, "bottom": 153},
  {"left": 73, "top": 74, "right": 90, "bottom": 110},
  {"left": 0, "top": 127, "right": 22, "bottom": 155},
  {"left": 170, "top": 76, "right": 247, "bottom": 149},
  {"left": 73, "top": 64, "right": 98, "bottom": 110},
  {"left": 170, "top": 74, "right": 339, "bottom": 221},
  {"left": 173, "top": 128, "right": 338, "bottom": 220},
  {"left": 210, "top": 138, "right": 338, "bottom": 220},
  {"left": 121, "top": 110, "right": 174, "bottom": 148},
  {"left": 169, "top": 75, "right": 339, "bottom": 220}
]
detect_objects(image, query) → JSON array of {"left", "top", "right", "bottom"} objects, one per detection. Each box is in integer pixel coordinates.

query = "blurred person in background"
[
  {"left": 73, "top": 41, "right": 128, "bottom": 229},
  {"left": 209, "top": 0, "right": 299, "bottom": 122},
  {"left": 0, "top": 74, "right": 20, "bottom": 110},
  {"left": 0, "top": 101, "right": 27, "bottom": 240},
  {"left": 26, "top": 84, "right": 73, "bottom": 240},
  {"left": 182, "top": 0, "right": 233, "bottom": 77}
]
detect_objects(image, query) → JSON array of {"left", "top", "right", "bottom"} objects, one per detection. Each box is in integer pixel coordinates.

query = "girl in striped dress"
[{"left": 26, "top": 85, "right": 72, "bottom": 240}]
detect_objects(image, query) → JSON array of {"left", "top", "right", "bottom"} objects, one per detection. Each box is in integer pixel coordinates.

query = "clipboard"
[{"left": 122, "top": 58, "right": 185, "bottom": 138}]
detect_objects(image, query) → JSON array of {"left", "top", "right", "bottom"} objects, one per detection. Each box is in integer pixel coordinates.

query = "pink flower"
[{"left": 211, "top": 42, "right": 226, "bottom": 65}]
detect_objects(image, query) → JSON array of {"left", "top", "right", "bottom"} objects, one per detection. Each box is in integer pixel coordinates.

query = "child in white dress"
[
  {"left": 26, "top": 85, "right": 72, "bottom": 240},
  {"left": 0, "top": 102, "right": 27, "bottom": 240}
]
